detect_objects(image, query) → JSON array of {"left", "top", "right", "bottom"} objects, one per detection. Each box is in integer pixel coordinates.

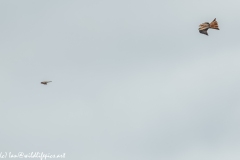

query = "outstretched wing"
[
  {"left": 199, "top": 22, "right": 210, "bottom": 36},
  {"left": 209, "top": 18, "right": 219, "bottom": 30},
  {"left": 199, "top": 22, "right": 210, "bottom": 29},
  {"left": 199, "top": 28, "right": 208, "bottom": 35}
]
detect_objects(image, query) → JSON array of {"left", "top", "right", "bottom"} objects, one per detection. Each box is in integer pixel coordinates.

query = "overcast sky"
[{"left": 1, "top": 0, "right": 240, "bottom": 159}]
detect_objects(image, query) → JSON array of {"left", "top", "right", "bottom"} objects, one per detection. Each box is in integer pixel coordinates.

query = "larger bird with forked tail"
[{"left": 199, "top": 18, "right": 219, "bottom": 36}]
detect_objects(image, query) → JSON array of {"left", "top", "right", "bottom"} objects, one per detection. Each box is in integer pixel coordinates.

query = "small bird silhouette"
[
  {"left": 41, "top": 81, "right": 52, "bottom": 85},
  {"left": 199, "top": 18, "right": 219, "bottom": 36}
]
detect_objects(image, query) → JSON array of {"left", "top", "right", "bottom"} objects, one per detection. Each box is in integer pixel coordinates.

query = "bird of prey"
[
  {"left": 41, "top": 81, "right": 52, "bottom": 85},
  {"left": 199, "top": 18, "right": 219, "bottom": 36}
]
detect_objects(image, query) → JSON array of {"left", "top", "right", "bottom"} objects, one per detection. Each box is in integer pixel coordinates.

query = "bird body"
[
  {"left": 199, "top": 18, "right": 219, "bottom": 35},
  {"left": 41, "top": 81, "right": 52, "bottom": 85}
]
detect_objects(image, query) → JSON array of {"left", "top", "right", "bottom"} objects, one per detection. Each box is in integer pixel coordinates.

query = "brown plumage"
[
  {"left": 199, "top": 18, "right": 219, "bottom": 36},
  {"left": 41, "top": 81, "right": 52, "bottom": 85}
]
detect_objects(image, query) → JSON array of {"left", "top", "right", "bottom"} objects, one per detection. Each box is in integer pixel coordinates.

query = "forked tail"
[{"left": 210, "top": 18, "right": 219, "bottom": 30}]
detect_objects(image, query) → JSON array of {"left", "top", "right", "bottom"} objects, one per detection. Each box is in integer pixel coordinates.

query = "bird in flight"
[
  {"left": 41, "top": 81, "right": 52, "bottom": 85},
  {"left": 199, "top": 18, "right": 219, "bottom": 36}
]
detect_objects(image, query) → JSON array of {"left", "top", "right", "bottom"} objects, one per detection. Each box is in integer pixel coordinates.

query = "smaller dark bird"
[
  {"left": 199, "top": 18, "right": 219, "bottom": 36},
  {"left": 41, "top": 81, "right": 52, "bottom": 85}
]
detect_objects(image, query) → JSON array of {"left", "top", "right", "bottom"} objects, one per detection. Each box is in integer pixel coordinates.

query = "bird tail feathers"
[{"left": 210, "top": 18, "right": 219, "bottom": 30}]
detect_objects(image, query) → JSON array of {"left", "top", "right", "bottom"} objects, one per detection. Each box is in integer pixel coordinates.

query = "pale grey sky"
[{"left": 1, "top": 0, "right": 240, "bottom": 160}]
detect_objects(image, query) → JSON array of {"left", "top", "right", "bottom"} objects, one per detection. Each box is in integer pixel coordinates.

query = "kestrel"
[
  {"left": 41, "top": 81, "right": 52, "bottom": 85},
  {"left": 199, "top": 18, "right": 219, "bottom": 36}
]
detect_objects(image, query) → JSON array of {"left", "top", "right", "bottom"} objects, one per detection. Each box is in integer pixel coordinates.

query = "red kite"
[{"left": 199, "top": 18, "right": 219, "bottom": 36}]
